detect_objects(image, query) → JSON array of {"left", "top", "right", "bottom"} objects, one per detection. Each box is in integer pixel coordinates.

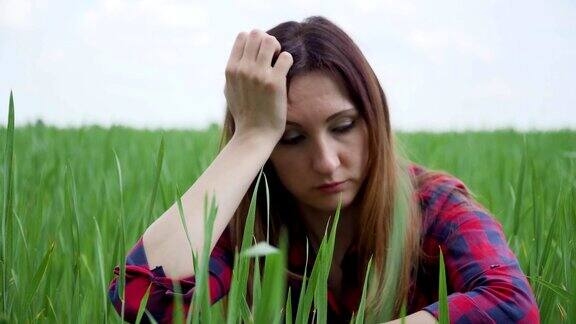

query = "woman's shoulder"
[
  {"left": 407, "top": 162, "right": 484, "bottom": 237},
  {"left": 408, "top": 162, "right": 472, "bottom": 206}
]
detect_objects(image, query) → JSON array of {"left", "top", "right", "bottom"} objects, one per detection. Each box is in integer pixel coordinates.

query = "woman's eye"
[
  {"left": 333, "top": 119, "right": 356, "bottom": 133},
  {"left": 279, "top": 120, "right": 356, "bottom": 146},
  {"left": 279, "top": 134, "right": 303, "bottom": 145}
]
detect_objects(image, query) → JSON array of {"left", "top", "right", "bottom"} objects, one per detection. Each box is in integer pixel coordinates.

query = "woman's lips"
[{"left": 317, "top": 180, "right": 347, "bottom": 193}]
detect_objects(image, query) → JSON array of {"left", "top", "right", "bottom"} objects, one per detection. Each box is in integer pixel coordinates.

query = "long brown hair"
[{"left": 217, "top": 15, "right": 426, "bottom": 320}]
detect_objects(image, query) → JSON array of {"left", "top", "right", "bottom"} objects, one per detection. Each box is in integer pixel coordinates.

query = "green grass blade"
[
  {"left": 174, "top": 188, "right": 218, "bottom": 324},
  {"left": 173, "top": 184, "right": 202, "bottom": 324},
  {"left": 253, "top": 229, "right": 287, "bottom": 324},
  {"left": 285, "top": 287, "right": 292, "bottom": 324},
  {"left": 13, "top": 211, "right": 28, "bottom": 259},
  {"left": 511, "top": 138, "right": 527, "bottom": 238},
  {"left": 295, "top": 238, "right": 309, "bottom": 324},
  {"left": 239, "top": 293, "right": 252, "bottom": 323},
  {"left": 65, "top": 162, "right": 82, "bottom": 313},
  {"left": 145, "top": 309, "right": 159, "bottom": 324},
  {"left": 261, "top": 171, "right": 271, "bottom": 243},
  {"left": 251, "top": 247, "right": 261, "bottom": 316},
  {"left": 113, "top": 150, "right": 127, "bottom": 322},
  {"left": 355, "top": 256, "right": 373, "bottom": 324},
  {"left": 297, "top": 193, "right": 342, "bottom": 324},
  {"left": 92, "top": 214, "right": 109, "bottom": 321},
  {"left": 438, "top": 246, "right": 449, "bottom": 324},
  {"left": 24, "top": 241, "right": 55, "bottom": 309},
  {"left": 135, "top": 283, "right": 153, "bottom": 324},
  {"left": 191, "top": 251, "right": 200, "bottom": 324},
  {"left": 172, "top": 280, "right": 185, "bottom": 324},
  {"left": 525, "top": 275, "right": 573, "bottom": 301},
  {"left": 144, "top": 137, "right": 165, "bottom": 228},
  {"left": 197, "top": 193, "right": 218, "bottom": 324},
  {"left": 226, "top": 248, "right": 241, "bottom": 324},
  {"left": 227, "top": 167, "right": 265, "bottom": 324},
  {"left": 315, "top": 194, "right": 342, "bottom": 324},
  {"left": 2, "top": 91, "right": 15, "bottom": 315}
]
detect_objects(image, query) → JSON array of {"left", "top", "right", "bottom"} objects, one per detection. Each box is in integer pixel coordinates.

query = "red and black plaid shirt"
[{"left": 108, "top": 163, "right": 540, "bottom": 323}]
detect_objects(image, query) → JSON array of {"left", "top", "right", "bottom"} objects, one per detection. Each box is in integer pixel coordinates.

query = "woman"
[{"left": 108, "top": 16, "right": 539, "bottom": 323}]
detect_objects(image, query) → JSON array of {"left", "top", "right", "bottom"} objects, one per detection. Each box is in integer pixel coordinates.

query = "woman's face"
[{"left": 269, "top": 70, "right": 369, "bottom": 215}]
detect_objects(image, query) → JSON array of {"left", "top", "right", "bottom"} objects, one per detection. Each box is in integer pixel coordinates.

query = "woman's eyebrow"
[{"left": 286, "top": 108, "right": 356, "bottom": 126}]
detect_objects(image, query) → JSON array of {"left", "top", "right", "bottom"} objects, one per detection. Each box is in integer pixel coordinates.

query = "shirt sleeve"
[
  {"left": 420, "top": 178, "right": 540, "bottom": 323},
  {"left": 107, "top": 226, "right": 234, "bottom": 323}
]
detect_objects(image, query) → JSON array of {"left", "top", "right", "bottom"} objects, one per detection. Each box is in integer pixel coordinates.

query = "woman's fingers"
[
  {"left": 226, "top": 32, "right": 247, "bottom": 70},
  {"left": 256, "top": 35, "right": 281, "bottom": 68},
  {"left": 228, "top": 29, "right": 286, "bottom": 74},
  {"left": 223, "top": 28, "right": 294, "bottom": 139},
  {"left": 273, "top": 51, "right": 293, "bottom": 77},
  {"left": 243, "top": 29, "right": 264, "bottom": 63}
]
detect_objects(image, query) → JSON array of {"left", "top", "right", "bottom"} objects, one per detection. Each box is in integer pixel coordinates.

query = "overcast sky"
[{"left": 1, "top": 0, "right": 575, "bottom": 131}]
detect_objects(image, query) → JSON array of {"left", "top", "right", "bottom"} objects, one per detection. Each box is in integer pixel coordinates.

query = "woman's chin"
[{"left": 315, "top": 194, "right": 354, "bottom": 212}]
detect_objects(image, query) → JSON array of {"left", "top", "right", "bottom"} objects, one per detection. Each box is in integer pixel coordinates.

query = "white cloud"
[
  {"left": 350, "top": 0, "right": 416, "bottom": 16},
  {"left": 0, "top": 0, "right": 33, "bottom": 29},
  {"left": 81, "top": 0, "right": 209, "bottom": 30},
  {"left": 102, "top": 0, "right": 128, "bottom": 16},
  {"left": 36, "top": 48, "right": 65, "bottom": 65},
  {"left": 79, "top": 0, "right": 212, "bottom": 66},
  {"left": 408, "top": 29, "right": 495, "bottom": 63},
  {"left": 469, "top": 77, "right": 513, "bottom": 100}
]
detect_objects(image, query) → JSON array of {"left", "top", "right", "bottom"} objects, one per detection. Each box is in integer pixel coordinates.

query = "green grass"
[{"left": 1, "top": 93, "right": 575, "bottom": 322}]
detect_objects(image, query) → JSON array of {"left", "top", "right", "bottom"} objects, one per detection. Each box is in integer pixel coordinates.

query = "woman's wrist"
[{"left": 231, "top": 129, "right": 280, "bottom": 151}]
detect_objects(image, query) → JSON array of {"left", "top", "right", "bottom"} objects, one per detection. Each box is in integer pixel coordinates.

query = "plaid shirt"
[{"left": 108, "top": 163, "right": 540, "bottom": 323}]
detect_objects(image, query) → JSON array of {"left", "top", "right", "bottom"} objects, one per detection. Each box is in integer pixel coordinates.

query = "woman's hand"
[
  {"left": 383, "top": 310, "right": 438, "bottom": 324},
  {"left": 224, "top": 29, "right": 294, "bottom": 142}
]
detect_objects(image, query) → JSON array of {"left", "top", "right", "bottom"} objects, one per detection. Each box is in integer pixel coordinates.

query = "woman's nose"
[{"left": 311, "top": 135, "right": 340, "bottom": 175}]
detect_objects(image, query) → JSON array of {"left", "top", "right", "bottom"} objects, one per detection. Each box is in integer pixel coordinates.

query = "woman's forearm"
[{"left": 142, "top": 131, "right": 278, "bottom": 279}]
